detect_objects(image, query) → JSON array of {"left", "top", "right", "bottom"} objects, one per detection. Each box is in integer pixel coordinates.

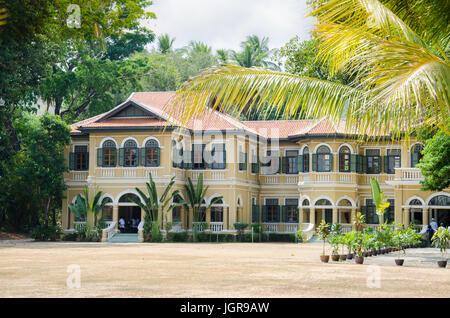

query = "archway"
[
  {"left": 428, "top": 195, "right": 450, "bottom": 227},
  {"left": 118, "top": 193, "right": 142, "bottom": 233},
  {"left": 315, "top": 198, "right": 333, "bottom": 224}
]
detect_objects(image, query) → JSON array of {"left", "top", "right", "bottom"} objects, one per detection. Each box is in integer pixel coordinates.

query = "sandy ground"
[{"left": 0, "top": 241, "right": 449, "bottom": 298}]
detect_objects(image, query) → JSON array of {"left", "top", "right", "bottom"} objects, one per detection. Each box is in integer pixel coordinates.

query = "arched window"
[
  {"left": 409, "top": 199, "right": 423, "bottom": 206},
  {"left": 302, "top": 199, "right": 310, "bottom": 207},
  {"left": 315, "top": 198, "right": 332, "bottom": 206},
  {"left": 102, "top": 197, "right": 113, "bottom": 221},
  {"left": 302, "top": 147, "right": 310, "bottom": 172},
  {"left": 119, "top": 193, "right": 140, "bottom": 204},
  {"left": 210, "top": 197, "right": 224, "bottom": 222},
  {"left": 314, "top": 145, "right": 332, "bottom": 172},
  {"left": 411, "top": 144, "right": 424, "bottom": 167},
  {"left": 339, "top": 146, "right": 351, "bottom": 172},
  {"left": 144, "top": 139, "right": 160, "bottom": 167},
  {"left": 429, "top": 195, "right": 450, "bottom": 206},
  {"left": 101, "top": 140, "right": 117, "bottom": 167},
  {"left": 172, "top": 195, "right": 182, "bottom": 223},
  {"left": 123, "top": 140, "right": 138, "bottom": 167},
  {"left": 337, "top": 199, "right": 352, "bottom": 207}
]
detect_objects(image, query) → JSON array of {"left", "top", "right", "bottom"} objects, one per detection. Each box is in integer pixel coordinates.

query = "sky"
[{"left": 144, "top": 0, "right": 315, "bottom": 52}]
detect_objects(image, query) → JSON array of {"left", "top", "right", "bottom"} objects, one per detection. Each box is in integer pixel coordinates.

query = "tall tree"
[
  {"left": 173, "top": 0, "right": 450, "bottom": 138},
  {"left": 231, "top": 35, "right": 280, "bottom": 70},
  {"left": 157, "top": 33, "right": 175, "bottom": 54}
]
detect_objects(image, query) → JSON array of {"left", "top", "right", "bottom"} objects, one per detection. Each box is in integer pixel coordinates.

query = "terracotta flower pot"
[
  {"left": 339, "top": 254, "right": 347, "bottom": 261},
  {"left": 347, "top": 253, "right": 353, "bottom": 260},
  {"left": 395, "top": 259, "right": 404, "bottom": 266},
  {"left": 320, "top": 255, "right": 330, "bottom": 263},
  {"left": 437, "top": 260, "right": 447, "bottom": 268},
  {"left": 355, "top": 256, "right": 364, "bottom": 264},
  {"left": 331, "top": 254, "right": 340, "bottom": 262}
]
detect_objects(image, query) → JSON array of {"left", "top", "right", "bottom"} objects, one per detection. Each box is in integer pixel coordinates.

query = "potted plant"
[
  {"left": 295, "top": 225, "right": 305, "bottom": 243},
  {"left": 329, "top": 224, "right": 342, "bottom": 261},
  {"left": 317, "top": 220, "right": 331, "bottom": 263},
  {"left": 431, "top": 227, "right": 450, "bottom": 268},
  {"left": 392, "top": 227, "right": 406, "bottom": 266},
  {"left": 353, "top": 231, "right": 364, "bottom": 264},
  {"left": 344, "top": 231, "right": 355, "bottom": 260}
]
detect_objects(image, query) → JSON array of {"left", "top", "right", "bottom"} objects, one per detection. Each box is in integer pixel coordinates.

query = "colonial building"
[{"left": 63, "top": 91, "right": 450, "bottom": 238}]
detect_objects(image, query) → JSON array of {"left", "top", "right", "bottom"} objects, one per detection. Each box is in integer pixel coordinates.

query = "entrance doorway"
[
  {"left": 118, "top": 206, "right": 141, "bottom": 233},
  {"left": 434, "top": 209, "right": 450, "bottom": 227}
]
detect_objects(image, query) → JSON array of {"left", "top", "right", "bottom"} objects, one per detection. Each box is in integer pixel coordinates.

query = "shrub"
[
  {"left": 31, "top": 225, "right": 62, "bottom": 241},
  {"left": 242, "top": 233, "right": 261, "bottom": 242},
  {"left": 265, "top": 233, "right": 296, "bottom": 242},
  {"left": 234, "top": 222, "right": 248, "bottom": 241},
  {"left": 167, "top": 232, "right": 189, "bottom": 242},
  {"left": 62, "top": 233, "right": 78, "bottom": 241}
]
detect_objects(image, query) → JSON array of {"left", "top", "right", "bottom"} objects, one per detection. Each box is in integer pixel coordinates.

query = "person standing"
[
  {"left": 119, "top": 217, "right": 125, "bottom": 233},
  {"left": 430, "top": 218, "right": 438, "bottom": 230}
]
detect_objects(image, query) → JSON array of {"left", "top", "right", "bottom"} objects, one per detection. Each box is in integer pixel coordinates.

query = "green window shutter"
[
  {"left": 350, "top": 154, "right": 357, "bottom": 172},
  {"left": 69, "top": 152, "right": 75, "bottom": 170},
  {"left": 312, "top": 154, "right": 318, "bottom": 171},
  {"left": 411, "top": 152, "right": 418, "bottom": 167},
  {"left": 282, "top": 205, "right": 287, "bottom": 222},
  {"left": 262, "top": 206, "right": 267, "bottom": 222},
  {"left": 329, "top": 154, "right": 334, "bottom": 172},
  {"left": 222, "top": 144, "right": 227, "bottom": 168},
  {"left": 86, "top": 153, "right": 89, "bottom": 169},
  {"left": 277, "top": 156, "right": 281, "bottom": 174},
  {"left": 184, "top": 150, "right": 192, "bottom": 169},
  {"left": 97, "top": 148, "right": 103, "bottom": 167},
  {"left": 141, "top": 148, "right": 146, "bottom": 166},
  {"left": 376, "top": 156, "right": 381, "bottom": 173},
  {"left": 119, "top": 148, "right": 125, "bottom": 166},
  {"left": 156, "top": 148, "right": 160, "bottom": 167},
  {"left": 362, "top": 156, "right": 367, "bottom": 173},
  {"left": 281, "top": 157, "right": 287, "bottom": 174},
  {"left": 252, "top": 205, "right": 260, "bottom": 223},
  {"left": 298, "top": 155, "right": 304, "bottom": 172},
  {"left": 244, "top": 153, "right": 247, "bottom": 170},
  {"left": 276, "top": 206, "right": 281, "bottom": 222},
  {"left": 383, "top": 156, "right": 389, "bottom": 173}
]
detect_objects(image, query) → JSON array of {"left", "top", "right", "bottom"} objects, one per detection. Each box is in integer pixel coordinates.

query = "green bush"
[
  {"left": 167, "top": 232, "right": 189, "bottom": 242},
  {"left": 241, "top": 233, "right": 261, "bottom": 242},
  {"left": 62, "top": 233, "right": 78, "bottom": 241},
  {"left": 31, "top": 225, "right": 62, "bottom": 241},
  {"left": 265, "top": 233, "right": 296, "bottom": 242}
]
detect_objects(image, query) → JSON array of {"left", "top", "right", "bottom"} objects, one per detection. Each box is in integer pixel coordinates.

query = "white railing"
[
  {"left": 302, "top": 223, "right": 314, "bottom": 241},
  {"left": 210, "top": 171, "right": 225, "bottom": 180},
  {"left": 262, "top": 222, "right": 299, "bottom": 233},
  {"left": 263, "top": 176, "right": 278, "bottom": 184},
  {"left": 192, "top": 222, "right": 207, "bottom": 232},
  {"left": 101, "top": 221, "right": 117, "bottom": 242},
  {"left": 144, "top": 168, "right": 158, "bottom": 178},
  {"left": 123, "top": 168, "right": 137, "bottom": 177},
  {"left": 73, "top": 171, "right": 88, "bottom": 181},
  {"left": 397, "top": 168, "right": 423, "bottom": 180},
  {"left": 341, "top": 224, "right": 353, "bottom": 233},
  {"left": 210, "top": 222, "right": 224, "bottom": 232},
  {"left": 100, "top": 168, "right": 115, "bottom": 177},
  {"left": 315, "top": 174, "right": 331, "bottom": 183},
  {"left": 339, "top": 174, "right": 354, "bottom": 183},
  {"left": 286, "top": 176, "right": 299, "bottom": 184}
]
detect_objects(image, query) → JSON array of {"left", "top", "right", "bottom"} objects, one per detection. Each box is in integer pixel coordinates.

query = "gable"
[
  {"left": 98, "top": 101, "right": 165, "bottom": 122},
  {"left": 113, "top": 105, "right": 151, "bottom": 118}
]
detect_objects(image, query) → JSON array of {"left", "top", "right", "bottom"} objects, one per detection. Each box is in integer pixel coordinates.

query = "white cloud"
[{"left": 143, "top": 0, "right": 315, "bottom": 51}]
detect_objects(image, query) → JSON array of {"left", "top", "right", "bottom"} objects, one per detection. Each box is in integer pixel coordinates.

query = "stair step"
[{"left": 109, "top": 233, "right": 139, "bottom": 243}]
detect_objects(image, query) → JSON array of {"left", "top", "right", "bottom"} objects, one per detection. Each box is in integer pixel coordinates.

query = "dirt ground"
[{"left": 0, "top": 241, "right": 448, "bottom": 298}]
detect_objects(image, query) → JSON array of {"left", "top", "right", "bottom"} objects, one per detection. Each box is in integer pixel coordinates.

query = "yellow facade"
[{"left": 62, "top": 93, "right": 450, "bottom": 235}]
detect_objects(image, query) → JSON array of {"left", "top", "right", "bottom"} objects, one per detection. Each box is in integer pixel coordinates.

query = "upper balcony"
[{"left": 385, "top": 168, "right": 424, "bottom": 186}]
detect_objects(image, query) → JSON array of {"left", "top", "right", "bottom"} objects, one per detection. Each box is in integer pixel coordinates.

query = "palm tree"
[
  {"left": 68, "top": 187, "right": 110, "bottom": 227},
  {"left": 183, "top": 173, "right": 222, "bottom": 242},
  {"left": 187, "top": 41, "right": 212, "bottom": 55},
  {"left": 157, "top": 33, "right": 175, "bottom": 54},
  {"left": 231, "top": 35, "right": 280, "bottom": 70},
  {"left": 129, "top": 173, "right": 180, "bottom": 242},
  {"left": 216, "top": 49, "right": 230, "bottom": 65},
  {"left": 174, "top": 1, "right": 449, "bottom": 138}
]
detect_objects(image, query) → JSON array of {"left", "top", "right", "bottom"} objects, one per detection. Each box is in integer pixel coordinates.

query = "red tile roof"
[{"left": 70, "top": 92, "right": 383, "bottom": 139}]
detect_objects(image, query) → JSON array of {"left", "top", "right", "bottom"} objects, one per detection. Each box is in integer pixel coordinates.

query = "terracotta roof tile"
[
  {"left": 243, "top": 120, "right": 316, "bottom": 139},
  {"left": 80, "top": 117, "right": 169, "bottom": 129}
]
